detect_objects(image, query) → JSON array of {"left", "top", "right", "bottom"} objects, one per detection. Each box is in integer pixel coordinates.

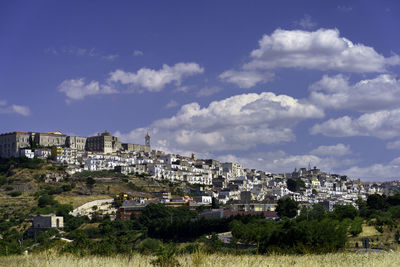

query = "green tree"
[
  {"left": 287, "top": 179, "right": 305, "bottom": 192},
  {"left": 332, "top": 204, "right": 358, "bottom": 220},
  {"left": 367, "top": 194, "right": 387, "bottom": 211},
  {"left": 86, "top": 177, "right": 96, "bottom": 194},
  {"left": 276, "top": 197, "right": 299, "bottom": 218}
]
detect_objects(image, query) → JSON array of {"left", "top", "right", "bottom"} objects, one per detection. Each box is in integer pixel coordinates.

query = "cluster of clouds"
[
  {"left": 0, "top": 99, "right": 30, "bottom": 116},
  {"left": 52, "top": 27, "right": 400, "bottom": 180},
  {"left": 308, "top": 74, "right": 400, "bottom": 149},
  {"left": 219, "top": 28, "right": 399, "bottom": 88},
  {"left": 58, "top": 62, "right": 204, "bottom": 101},
  {"left": 115, "top": 91, "right": 323, "bottom": 153}
]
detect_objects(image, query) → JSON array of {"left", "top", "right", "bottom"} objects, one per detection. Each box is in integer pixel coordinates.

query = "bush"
[
  {"left": 349, "top": 217, "right": 363, "bottom": 236},
  {"left": 151, "top": 244, "right": 180, "bottom": 267},
  {"left": 0, "top": 176, "right": 8, "bottom": 186},
  {"left": 8, "top": 191, "right": 22, "bottom": 197},
  {"left": 332, "top": 204, "right": 358, "bottom": 220},
  {"left": 38, "top": 194, "right": 56, "bottom": 207},
  {"left": 136, "top": 238, "right": 163, "bottom": 255},
  {"left": 5, "top": 185, "right": 14, "bottom": 191}
]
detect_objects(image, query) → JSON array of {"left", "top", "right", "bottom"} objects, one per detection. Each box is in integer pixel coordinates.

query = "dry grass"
[
  {"left": 359, "top": 224, "right": 381, "bottom": 237},
  {"left": 2, "top": 252, "right": 400, "bottom": 267},
  {"left": 54, "top": 194, "right": 112, "bottom": 208}
]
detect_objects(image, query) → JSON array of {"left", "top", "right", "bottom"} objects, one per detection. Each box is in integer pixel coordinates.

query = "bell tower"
[{"left": 145, "top": 131, "right": 150, "bottom": 147}]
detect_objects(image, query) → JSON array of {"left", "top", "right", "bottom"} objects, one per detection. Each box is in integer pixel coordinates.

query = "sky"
[{"left": 1, "top": 0, "right": 400, "bottom": 181}]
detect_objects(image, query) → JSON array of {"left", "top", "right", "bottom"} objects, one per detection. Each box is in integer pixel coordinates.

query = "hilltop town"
[{"left": 1, "top": 130, "right": 399, "bottom": 219}]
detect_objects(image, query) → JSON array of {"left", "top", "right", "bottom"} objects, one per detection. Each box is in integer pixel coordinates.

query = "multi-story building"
[
  {"left": 32, "top": 131, "right": 67, "bottom": 147},
  {"left": 0, "top": 132, "right": 31, "bottom": 158},
  {"left": 86, "top": 131, "right": 122, "bottom": 154},
  {"left": 121, "top": 143, "right": 150, "bottom": 153},
  {"left": 66, "top": 136, "right": 87, "bottom": 151}
]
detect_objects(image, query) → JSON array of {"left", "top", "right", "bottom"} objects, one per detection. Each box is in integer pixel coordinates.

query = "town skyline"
[{"left": 2, "top": 1, "right": 400, "bottom": 180}]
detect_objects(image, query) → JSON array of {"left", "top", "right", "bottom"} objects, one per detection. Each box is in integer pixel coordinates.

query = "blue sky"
[{"left": 1, "top": 0, "right": 400, "bottom": 181}]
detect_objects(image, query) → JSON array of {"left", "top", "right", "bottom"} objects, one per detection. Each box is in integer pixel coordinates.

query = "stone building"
[
  {"left": 86, "top": 131, "right": 122, "bottom": 154},
  {"left": 32, "top": 131, "right": 67, "bottom": 147},
  {"left": 121, "top": 143, "right": 150, "bottom": 153},
  {"left": 32, "top": 215, "right": 64, "bottom": 228},
  {"left": 66, "top": 136, "right": 87, "bottom": 151},
  {"left": 0, "top": 132, "right": 31, "bottom": 158}
]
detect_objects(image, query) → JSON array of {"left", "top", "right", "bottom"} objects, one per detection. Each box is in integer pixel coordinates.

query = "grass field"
[{"left": 2, "top": 252, "right": 400, "bottom": 267}]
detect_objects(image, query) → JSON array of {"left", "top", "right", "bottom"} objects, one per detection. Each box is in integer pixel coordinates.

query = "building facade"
[
  {"left": 86, "top": 131, "right": 122, "bottom": 154},
  {"left": 0, "top": 132, "right": 31, "bottom": 158},
  {"left": 66, "top": 136, "right": 87, "bottom": 151}
]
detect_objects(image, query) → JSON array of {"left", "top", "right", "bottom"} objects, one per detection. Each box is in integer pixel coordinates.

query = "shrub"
[
  {"left": 137, "top": 238, "right": 163, "bottom": 255},
  {"left": 8, "top": 191, "right": 22, "bottom": 197},
  {"left": 0, "top": 176, "right": 8, "bottom": 186},
  {"left": 151, "top": 244, "right": 180, "bottom": 267},
  {"left": 5, "top": 185, "right": 14, "bottom": 191},
  {"left": 38, "top": 194, "right": 56, "bottom": 207}
]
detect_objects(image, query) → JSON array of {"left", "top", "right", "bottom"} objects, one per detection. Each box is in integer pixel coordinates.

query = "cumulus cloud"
[
  {"left": 311, "top": 109, "right": 400, "bottom": 139},
  {"left": 58, "top": 78, "right": 117, "bottom": 101},
  {"left": 196, "top": 86, "right": 222, "bottom": 97},
  {"left": 310, "top": 143, "right": 352, "bottom": 157},
  {"left": 108, "top": 62, "right": 204, "bottom": 92},
  {"left": 243, "top": 28, "right": 399, "bottom": 72},
  {"left": 309, "top": 74, "right": 400, "bottom": 112},
  {"left": 343, "top": 157, "right": 400, "bottom": 181},
  {"left": 0, "top": 100, "right": 31, "bottom": 116},
  {"left": 115, "top": 92, "right": 324, "bottom": 153},
  {"left": 219, "top": 70, "right": 274, "bottom": 88},
  {"left": 58, "top": 62, "right": 203, "bottom": 101}
]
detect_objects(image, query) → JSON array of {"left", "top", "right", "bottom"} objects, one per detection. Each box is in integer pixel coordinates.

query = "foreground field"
[{"left": 2, "top": 252, "right": 400, "bottom": 267}]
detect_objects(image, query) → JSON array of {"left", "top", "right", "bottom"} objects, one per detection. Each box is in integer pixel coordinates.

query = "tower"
[{"left": 145, "top": 131, "right": 150, "bottom": 147}]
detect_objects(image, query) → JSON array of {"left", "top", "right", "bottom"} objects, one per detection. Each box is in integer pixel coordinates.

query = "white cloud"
[
  {"left": 11, "top": 105, "right": 31, "bottom": 116},
  {"left": 165, "top": 100, "right": 179, "bottom": 109},
  {"left": 337, "top": 5, "right": 353, "bottom": 12},
  {"left": 196, "top": 86, "right": 221, "bottom": 97},
  {"left": 309, "top": 74, "right": 400, "bottom": 112},
  {"left": 310, "top": 143, "right": 352, "bottom": 157},
  {"left": 219, "top": 70, "right": 274, "bottom": 88},
  {"left": 102, "top": 54, "right": 119, "bottom": 61},
  {"left": 243, "top": 28, "right": 399, "bottom": 73},
  {"left": 311, "top": 109, "right": 400, "bottom": 139},
  {"left": 386, "top": 140, "right": 400, "bottom": 150},
  {"left": 46, "top": 46, "right": 120, "bottom": 60},
  {"left": 133, "top": 50, "right": 144, "bottom": 56},
  {"left": 57, "top": 78, "right": 117, "bottom": 101},
  {"left": 295, "top": 14, "right": 317, "bottom": 29},
  {"left": 58, "top": 63, "right": 203, "bottom": 101},
  {"left": 217, "top": 150, "right": 357, "bottom": 175},
  {"left": 115, "top": 92, "right": 324, "bottom": 153},
  {"left": 174, "top": 86, "right": 191, "bottom": 93},
  {"left": 108, "top": 62, "right": 204, "bottom": 92},
  {"left": 343, "top": 157, "right": 400, "bottom": 181},
  {"left": 0, "top": 100, "right": 31, "bottom": 116}
]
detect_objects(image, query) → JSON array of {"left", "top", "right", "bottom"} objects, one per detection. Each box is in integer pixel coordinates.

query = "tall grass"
[{"left": 1, "top": 252, "right": 400, "bottom": 267}]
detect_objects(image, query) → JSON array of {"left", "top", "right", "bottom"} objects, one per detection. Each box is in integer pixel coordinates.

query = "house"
[{"left": 32, "top": 215, "right": 64, "bottom": 229}]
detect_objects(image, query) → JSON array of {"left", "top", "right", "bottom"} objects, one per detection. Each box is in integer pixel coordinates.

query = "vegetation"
[
  {"left": 3, "top": 251, "right": 400, "bottom": 267},
  {"left": 2, "top": 157, "right": 400, "bottom": 261}
]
